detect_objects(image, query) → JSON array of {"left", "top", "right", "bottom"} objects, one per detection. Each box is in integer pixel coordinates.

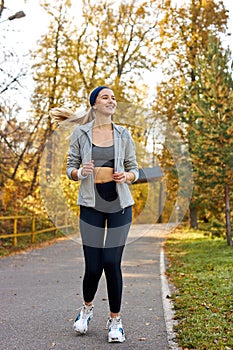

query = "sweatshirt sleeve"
[
  {"left": 66, "top": 128, "right": 82, "bottom": 180},
  {"left": 123, "top": 130, "right": 139, "bottom": 182}
]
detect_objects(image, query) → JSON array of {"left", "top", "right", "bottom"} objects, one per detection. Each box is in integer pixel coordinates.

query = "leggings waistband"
[{"left": 95, "top": 181, "right": 116, "bottom": 192}]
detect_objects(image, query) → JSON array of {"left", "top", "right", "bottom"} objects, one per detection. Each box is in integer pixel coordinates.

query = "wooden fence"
[{"left": 0, "top": 215, "right": 72, "bottom": 247}]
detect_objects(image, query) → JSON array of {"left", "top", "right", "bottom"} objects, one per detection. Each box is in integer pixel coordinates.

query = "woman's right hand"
[{"left": 81, "top": 160, "right": 95, "bottom": 177}]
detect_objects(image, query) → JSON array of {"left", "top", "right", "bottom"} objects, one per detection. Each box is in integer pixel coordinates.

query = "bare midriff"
[{"left": 94, "top": 167, "right": 114, "bottom": 183}]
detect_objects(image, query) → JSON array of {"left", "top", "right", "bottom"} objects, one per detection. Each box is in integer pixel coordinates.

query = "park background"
[
  {"left": 1, "top": 0, "right": 232, "bottom": 245},
  {"left": 1, "top": 1, "right": 233, "bottom": 349}
]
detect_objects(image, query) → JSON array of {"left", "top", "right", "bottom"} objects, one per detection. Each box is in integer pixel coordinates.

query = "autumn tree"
[
  {"left": 26, "top": 0, "right": 79, "bottom": 194},
  {"left": 154, "top": 0, "right": 230, "bottom": 232},
  {"left": 0, "top": 1, "right": 32, "bottom": 213},
  {"left": 187, "top": 37, "right": 233, "bottom": 244}
]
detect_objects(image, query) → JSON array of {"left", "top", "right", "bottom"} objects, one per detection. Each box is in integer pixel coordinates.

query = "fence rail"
[{"left": 0, "top": 215, "right": 72, "bottom": 247}]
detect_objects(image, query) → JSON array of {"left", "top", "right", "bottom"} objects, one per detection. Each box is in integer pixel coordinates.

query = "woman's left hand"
[{"left": 112, "top": 172, "right": 127, "bottom": 184}]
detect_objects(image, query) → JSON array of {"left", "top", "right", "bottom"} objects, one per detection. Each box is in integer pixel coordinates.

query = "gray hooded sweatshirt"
[{"left": 66, "top": 120, "right": 139, "bottom": 209}]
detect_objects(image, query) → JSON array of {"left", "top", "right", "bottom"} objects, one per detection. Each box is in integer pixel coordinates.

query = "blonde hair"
[{"left": 49, "top": 106, "right": 95, "bottom": 125}]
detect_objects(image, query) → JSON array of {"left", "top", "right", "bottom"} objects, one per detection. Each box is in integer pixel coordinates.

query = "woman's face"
[{"left": 94, "top": 88, "right": 117, "bottom": 116}]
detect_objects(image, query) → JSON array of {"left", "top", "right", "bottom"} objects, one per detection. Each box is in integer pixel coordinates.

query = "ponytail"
[{"left": 49, "top": 106, "right": 95, "bottom": 125}]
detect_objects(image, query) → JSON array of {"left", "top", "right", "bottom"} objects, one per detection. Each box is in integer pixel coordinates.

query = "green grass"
[{"left": 165, "top": 228, "right": 233, "bottom": 350}]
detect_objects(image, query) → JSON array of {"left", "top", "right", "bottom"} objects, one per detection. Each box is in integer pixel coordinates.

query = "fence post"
[
  {"left": 31, "top": 216, "right": 35, "bottom": 243},
  {"left": 64, "top": 211, "right": 67, "bottom": 235},
  {"left": 13, "top": 218, "right": 18, "bottom": 246},
  {"left": 54, "top": 214, "right": 58, "bottom": 235}
]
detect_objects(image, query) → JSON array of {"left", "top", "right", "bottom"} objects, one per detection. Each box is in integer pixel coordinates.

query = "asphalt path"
[{"left": 0, "top": 224, "right": 173, "bottom": 350}]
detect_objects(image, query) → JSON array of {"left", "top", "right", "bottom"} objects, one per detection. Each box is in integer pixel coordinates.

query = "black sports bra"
[{"left": 92, "top": 144, "right": 114, "bottom": 168}]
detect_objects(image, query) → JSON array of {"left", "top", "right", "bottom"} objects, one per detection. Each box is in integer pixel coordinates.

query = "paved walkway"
[{"left": 0, "top": 224, "right": 174, "bottom": 350}]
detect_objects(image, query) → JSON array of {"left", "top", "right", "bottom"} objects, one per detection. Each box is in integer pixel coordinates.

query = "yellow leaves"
[
  {"left": 0, "top": 179, "right": 17, "bottom": 211},
  {"left": 135, "top": 6, "right": 146, "bottom": 18},
  {"left": 159, "top": 0, "right": 171, "bottom": 9},
  {"left": 22, "top": 194, "right": 46, "bottom": 216},
  {"left": 201, "top": 0, "right": 207, "bottom": 6},
  {"left": 158, "top": 12, "right": 170, "bottom": 37},
  {"left": 179, "top": 76, "right": 186, "bottom": 87},
  {"left": 171, "top": 41, "right": 178, "bottom": 50}
]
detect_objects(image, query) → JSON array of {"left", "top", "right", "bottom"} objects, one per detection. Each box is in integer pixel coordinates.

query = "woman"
[{"left": 52, "top": 86, "right": 138, "bottom": 343}]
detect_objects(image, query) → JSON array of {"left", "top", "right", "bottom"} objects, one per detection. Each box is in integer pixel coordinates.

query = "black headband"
[{"left": 89, "top": 86, "right": 109, "bottom": 106}]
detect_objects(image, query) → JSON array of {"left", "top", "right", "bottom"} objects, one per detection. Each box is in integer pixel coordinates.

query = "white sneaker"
[
  {"left": 73, "top": 304, "right": 94, "bottom": 334},
  {"left": 107, "top": 316, "right": 125, "bottom": 343}
]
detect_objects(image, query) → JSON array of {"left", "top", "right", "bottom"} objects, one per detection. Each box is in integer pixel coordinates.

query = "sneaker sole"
[
  {"left": 74, "top": 327, "right": 87, "bottom": 335},
  {"left": 73, "top": 323, "right": 88, "bottom": 334},
  {"left": 108, "top": 336, "right": 125, "bottom": 343},
  {"left": 75, "top": 331, "right": 86, "bottom": 335}
]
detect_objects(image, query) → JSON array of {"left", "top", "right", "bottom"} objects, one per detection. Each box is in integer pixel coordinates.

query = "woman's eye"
[{"left": 101, "top": 96, "right": 116, "bottom": 100}]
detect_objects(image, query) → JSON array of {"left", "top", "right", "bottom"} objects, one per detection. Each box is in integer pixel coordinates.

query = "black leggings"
[{"left": 79, "top": 205, "right": 132, "bottom": 313}]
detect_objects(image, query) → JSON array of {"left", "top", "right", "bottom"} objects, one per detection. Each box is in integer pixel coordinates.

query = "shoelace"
[
  {"left": 111, "top": 317, "right": 121, "bottom": 329},
  {"left": 75, "top": 304, "right": 93, "bottom": 320},
  {"left": 106, "top": 317, "right": 121, "bottom": 330}
]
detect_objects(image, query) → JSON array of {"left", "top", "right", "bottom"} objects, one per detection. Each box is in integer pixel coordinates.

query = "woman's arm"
[
  {"left": 66, "top": 128, "right": 82, "bottom": 181},
  {"left": 123, "top": 131, "right": 139, "bottom": 183}
]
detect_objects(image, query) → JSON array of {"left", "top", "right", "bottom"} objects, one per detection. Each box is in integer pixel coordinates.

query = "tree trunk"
[
  {"left": 190, "top": 205, "right": 198, "bottom": 229},
  {"left": 224, "top": 185, "right": 232, "bottom": 247}
]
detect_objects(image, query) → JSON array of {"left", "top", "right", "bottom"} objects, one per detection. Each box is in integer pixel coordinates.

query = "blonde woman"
[{"left": 51, "top": 86, "right": 138, "bottom": 343}]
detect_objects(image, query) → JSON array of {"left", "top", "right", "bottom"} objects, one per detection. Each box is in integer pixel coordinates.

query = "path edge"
[{"left": 160, "top": 247, "right": 181, "bottom": 350}]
